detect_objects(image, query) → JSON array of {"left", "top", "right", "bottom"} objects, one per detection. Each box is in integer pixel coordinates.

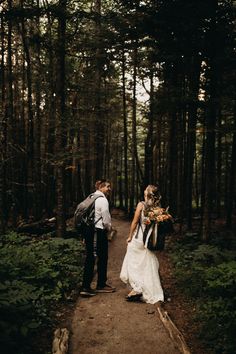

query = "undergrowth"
[
  {"left": 170, "top": 232, "right": 236, "bottom": 354},
  {"left": 0, "top": 231, "right": 85, "bottom": 354}
]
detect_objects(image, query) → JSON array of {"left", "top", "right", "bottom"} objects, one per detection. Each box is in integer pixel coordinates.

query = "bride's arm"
[{"left": 126, "top": 202, "right": 143, "bottom": 243}]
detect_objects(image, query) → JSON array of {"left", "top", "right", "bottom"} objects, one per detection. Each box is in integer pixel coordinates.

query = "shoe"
[
  {"left": 126, "top": 293, "right": 142, "bottom": 302},
  {"left": 80, "top": 288, "right": 96, "bottom": 297},
  {"left": 96, "top": 284, "right": 116, "bottom": 293}
]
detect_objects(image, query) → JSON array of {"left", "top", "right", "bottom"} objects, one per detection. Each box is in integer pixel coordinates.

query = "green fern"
[{"left": 0, "top": 232, "right": 85, "bottom": 353}]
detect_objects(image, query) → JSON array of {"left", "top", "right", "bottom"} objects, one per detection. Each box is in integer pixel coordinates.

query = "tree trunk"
[
  {"left": 7, "top": 0, "right": 16, "bottom": 224},
  {"left": 55, "top": 0, "right": 67, "bottom": 237},
  {"left": 165, "top": 62, "right": 179, "bottom": 213},
  {"left": 44, "top": 8, "right": 56, "bottom": 216},
  {"left": 226, "top": 100, "right": 236, "bottom": 227},
  {"left": 194, "top": 152, "right": 200, "bottom": 210},
  {"left": 0, "top": 13, "right": 7, "bottom": 233},
  {"left": 216, "top": 108, "right": 222, "bottom": 217},
  {"left": 122, "top": 47, "right": 129, "bottom": 211},
  {"left": 167, "top": 105, "right": 178, "bottom": 213},
  {"left": 129, "top": 43, "right": 138, "bottom": 215},
  {"left": 144, "top": 70, "right": 154, "bottom": 185},
  {"left": 94, "top": 0, "right": 104, "bottom": 180},
  {"left": 201, "top": 2, "right": 218, "bottom": 241},
  {"left": 185, "top": 58, "right": 201, "bottom": 228},
  {"left": 20, "top": 16, "right": 34, "bottom": 203},
  {"left": 34, "top": 0, "right": 42, "bottom": 220}
]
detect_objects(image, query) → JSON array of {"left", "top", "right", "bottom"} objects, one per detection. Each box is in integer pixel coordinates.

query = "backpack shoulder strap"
[
  {"left": 85, "top": 193, "right": 104, "bottom": 207},
  {"left": 89, "top": 193, "right": 104, "bottom": 201},
  {"left": 93, "top": 194, "right": 105, "bottom": 225}
]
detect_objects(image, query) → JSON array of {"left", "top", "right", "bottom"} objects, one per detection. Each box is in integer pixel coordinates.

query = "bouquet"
[
  {"left": 142, "top": 205, "right": 174, "bottom": 251},
  {"left": 143, "top": 206, "right": 173, "bottom": 225}
]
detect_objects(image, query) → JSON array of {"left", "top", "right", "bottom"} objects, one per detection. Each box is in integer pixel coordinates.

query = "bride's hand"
[{"left": 126, "top": 236, "right": 132, "bottom": 244}]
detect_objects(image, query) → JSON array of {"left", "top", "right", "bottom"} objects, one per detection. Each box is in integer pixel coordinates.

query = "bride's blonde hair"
[{"left": 145, "top": 184, "right": 161, "bottom": 207}]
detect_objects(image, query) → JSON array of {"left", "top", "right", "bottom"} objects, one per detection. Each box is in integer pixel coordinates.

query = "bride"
[{"left": 120, "top": 185, "right": 164, "bottom": 304}]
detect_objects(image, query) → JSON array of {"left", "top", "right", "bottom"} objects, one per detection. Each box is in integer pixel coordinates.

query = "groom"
[{"left": 80, "top": 179, "right": 116, "bottom": 297}]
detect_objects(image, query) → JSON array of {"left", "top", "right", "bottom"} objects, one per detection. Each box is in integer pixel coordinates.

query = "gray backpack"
[{"left": 74, "top": 193, "right": 103, "bottom": 235}]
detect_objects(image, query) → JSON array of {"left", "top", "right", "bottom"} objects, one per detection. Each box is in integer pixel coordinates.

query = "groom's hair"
[{"left": 95, "top": 179, "right": 111, "bottom": 190}]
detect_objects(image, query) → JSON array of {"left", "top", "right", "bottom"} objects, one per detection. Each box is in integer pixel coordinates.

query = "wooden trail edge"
[
  {"left": 156, "top": 304, "right": 191, "bottom": 354},
  {"left": 52, "top": 328, "right": 69, "bottom": 354}
]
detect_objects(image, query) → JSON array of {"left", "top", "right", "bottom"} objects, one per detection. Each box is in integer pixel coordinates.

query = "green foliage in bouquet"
[
  {"left": 170, "top": 237, "right": 236, "bottom": 354},
  {"left": 0, "top": 232, "right": 85, "bottom": 354}
]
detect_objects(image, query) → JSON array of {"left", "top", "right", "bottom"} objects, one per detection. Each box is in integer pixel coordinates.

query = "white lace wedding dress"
[{"left": 120, "top": 209, "right": 164, "bottom": 304}]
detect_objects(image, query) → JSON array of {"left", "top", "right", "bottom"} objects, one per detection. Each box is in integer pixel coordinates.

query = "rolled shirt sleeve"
[{"left": 94, "top": 192, "right": 111, "bottom": 231}]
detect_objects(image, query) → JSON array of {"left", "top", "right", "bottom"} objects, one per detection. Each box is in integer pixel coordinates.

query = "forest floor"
[{"left": 58, "top": 210, "right": 212, "bottom": 354}]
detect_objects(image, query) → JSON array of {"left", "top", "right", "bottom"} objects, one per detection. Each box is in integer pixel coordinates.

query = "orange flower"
[
  {"left": 144, "top": 206, "right": 173, "bottom": 225},
  {"left": 143, "top": 217, "right": 151, "bottom": 225},
  {"left": 149, "top": 211, "right": 155, "bottom": 218}
]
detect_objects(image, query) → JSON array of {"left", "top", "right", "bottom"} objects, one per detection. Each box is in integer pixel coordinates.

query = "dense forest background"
[
  {"left": 0, "top": 0, "right": 235, "bottom": 238},
  {"left": 0, "top": 2, "right": 236, "bottom": 354}
]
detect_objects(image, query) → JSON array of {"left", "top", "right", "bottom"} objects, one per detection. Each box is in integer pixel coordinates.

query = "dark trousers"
[{"left": 82, "top": 228, "right": 108, "bottom": 289}]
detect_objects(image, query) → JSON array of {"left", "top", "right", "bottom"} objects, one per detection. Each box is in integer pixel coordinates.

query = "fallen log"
[
  {"left": 16, "top": 215, "right": 79, "bottom": 236},
  {"left": 52, "top": 328, "right": 69, "bottom": 354},
  {"left": 156, "top": 304, "right": 191, "bottom": 354},
  {"left": 16, "top": 217, "right": 56, "bottom": 234}
]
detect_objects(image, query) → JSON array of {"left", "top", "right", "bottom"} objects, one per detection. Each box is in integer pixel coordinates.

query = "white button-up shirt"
[{"left": 94, "top": 190, "right": 111, "bottom": 231}]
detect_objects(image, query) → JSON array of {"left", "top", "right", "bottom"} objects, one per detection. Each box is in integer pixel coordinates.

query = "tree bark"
[
  {"left": 129, "top": 43, "right": 138, "bottom": 215},
  {"left": 7, "top": 0, "right": 16, "bottom": 224},
  {"left": 52, "top": 328, "right": 69, "bottom": 354},
  {"left": 94, "top": 0, "right": 104, "bottom": 180},
  {"left": 144, "top": 70, "right": 154, "bottom": 185},
  {"left": 201, "top": 1, "right": 218, "bottom": 241},
  {"left": 34, "top": 0, "right": 42, "bottom": 220},
  {"left": 0, "top": 13, "right": 7, "bottom": 233},
  {"left": 55, "top": 0, "right": 67, "bottom": 237},
  {"left": 226, "top": 100, "right": 236, "bottom": 227},
  {"left": 122, "top": 47, "right": 129, "bottom": 211},
  {"left": 185, "top": 58, "right": 201, "bottom": 228},
  {"left": 216, "top": 108, "right": 222, "bottom": 217}
]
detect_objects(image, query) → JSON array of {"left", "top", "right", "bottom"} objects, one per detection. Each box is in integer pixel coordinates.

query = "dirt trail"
[{"left": 70, "top": 217, "right": 181, "bottom": 354}]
